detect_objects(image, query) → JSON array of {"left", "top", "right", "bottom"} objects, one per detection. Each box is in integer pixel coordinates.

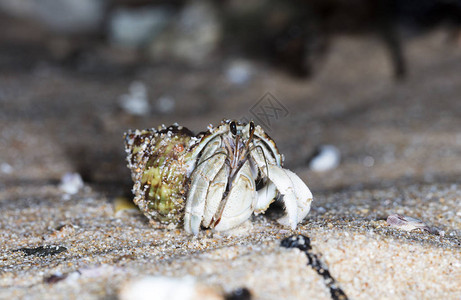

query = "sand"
[{"left": 1, "top": 29, "right": 461, "bottom": 299}]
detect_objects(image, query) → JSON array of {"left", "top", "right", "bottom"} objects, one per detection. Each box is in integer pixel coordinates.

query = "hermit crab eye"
[
  {"left": 230, "top": 121, "right": 237, "bottom": 135},
  {"left": 249, "top": 121, "right": 255, "bottom": 134}
]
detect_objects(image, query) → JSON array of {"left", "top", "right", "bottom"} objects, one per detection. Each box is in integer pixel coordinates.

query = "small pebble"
[
  {"left": 119, "top": 276, "right": 222, "bottom": 300},
  {"left": 119, "top": 81, "right": 150, "bottom": 116},
  {"left": 1, "top": 162, "right": 13, "bottom": 174},
  {"left": 45, "top": 224, "right": 76, "bottom": 241},
  {"left": 44, "top": 273, "right": 68, "bottom": 284},
  {"left": 226, "top": 60, "right": 252, "bottom": 85},
  {"left": 156, "top": 95, "right": 176, "bottom": 114},
  {"left": 386, "top": 214, "right": 443, "bottom": 235},
  {"left": 363, "top": 156, "right": 375, "bottom": 167},
  {"left": 308, "top": 145, "right": 340, "bottom": 172},
  {"left": 15, "top": 245, "right": 67, "bottom": 257},
  {"left": 114, "top": 197, "right": 138, "bottom": 215},
  {"left": 59, "top": 172, "right": 84, "bottom": 195}
]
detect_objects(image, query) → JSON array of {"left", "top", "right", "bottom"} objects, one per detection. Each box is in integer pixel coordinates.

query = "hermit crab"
[{"left": 124, "top": 120, "right": 313, "bottom": 235}]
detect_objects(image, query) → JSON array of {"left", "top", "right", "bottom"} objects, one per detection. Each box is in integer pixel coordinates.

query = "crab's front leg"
[
  {"left": 250, "top": 148, "right": 313, "bottom": 229},
  {"left": 212, "top": 160, "right": 257, "bottom": 231},
  {"left": 201, "top": 161, "right": 229, "bottom": 228},
  {"left": 184, "top": 137, "right": 227, "bottom": 235}
]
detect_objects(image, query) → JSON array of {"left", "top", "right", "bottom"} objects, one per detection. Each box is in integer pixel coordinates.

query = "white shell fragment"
[
  {"left": 308, "top": 145, "right": 341, "bottom": 172},
  {"left": 386, "top": 214, "right": 444, "bottom": 235},
  {"left": 59, "top": 172, "right": 84, "bottom": 195},
  {"left": 155, "top": 95, "right": 176, "bottom": 114},
  {"left": 226, "top": 60, "right": 252, "bottom": 85},
  {"left": 1, "top": 162, "right": 13, "bottom": 174},
  {"left": 109, "top": 7, "right": 172, "bottom": 48},
  {"left": 119, "top": 276, "right": 222, "bottom": 300},
  {"left": 119, "top": 81, "right": 150, "bottom": 116}
]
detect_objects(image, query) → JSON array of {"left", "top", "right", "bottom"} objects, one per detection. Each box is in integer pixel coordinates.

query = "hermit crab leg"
[
  {"left": 184, "top": 137, "right": 226, "bottom": 234},
  {"left": 213, "top": 161, "right": 257, "bottom": 231},
  {"left": 201, "top": 162, "right": 229, "bottom": 228}
]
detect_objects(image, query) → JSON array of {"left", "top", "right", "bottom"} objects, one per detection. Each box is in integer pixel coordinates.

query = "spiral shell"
[{"left": 124, "top": 125, "right": 195, "bottom": 224}]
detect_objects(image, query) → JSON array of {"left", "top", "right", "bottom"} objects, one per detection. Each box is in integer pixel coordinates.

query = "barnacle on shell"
[{"left": 124, "top": 125, "right": 195, "bottom": 224}]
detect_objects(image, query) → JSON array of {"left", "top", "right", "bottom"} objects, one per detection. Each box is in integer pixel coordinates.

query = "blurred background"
[{"left": 1, "top": 0, "right": 461, "bottom": 197}]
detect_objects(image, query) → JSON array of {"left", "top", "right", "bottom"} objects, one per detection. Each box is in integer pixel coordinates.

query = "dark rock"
[{"left": 15, "top": 245, "right": 67, "bottom": 257}]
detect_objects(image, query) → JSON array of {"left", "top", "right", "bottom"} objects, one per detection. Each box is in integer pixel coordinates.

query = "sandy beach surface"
[{"left": 1, "top": 29, "right": 461, "bottom": 299}]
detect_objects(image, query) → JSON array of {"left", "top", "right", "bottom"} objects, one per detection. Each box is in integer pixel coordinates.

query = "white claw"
[
  {"left": 251, "top": 150, "right": 312, "bottom": 229},
  {"left": 254, "top": 181, "right": 277, "bottom": 213},
  {"left": 284, "top": 168, "right": 312, "bottom": 222},
  {"left": 266, "top": 165, "right": 299, "bottom": 228}
]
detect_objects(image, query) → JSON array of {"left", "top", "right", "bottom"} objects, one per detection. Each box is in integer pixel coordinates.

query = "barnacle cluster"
[{"left": 124, "top": 125, "right": 195, "bottom": 224}]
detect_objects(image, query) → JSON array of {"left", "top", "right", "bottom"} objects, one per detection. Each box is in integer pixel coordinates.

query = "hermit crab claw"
[{"left": 250, "top": 150, "right": 313, "bottom": 230}]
